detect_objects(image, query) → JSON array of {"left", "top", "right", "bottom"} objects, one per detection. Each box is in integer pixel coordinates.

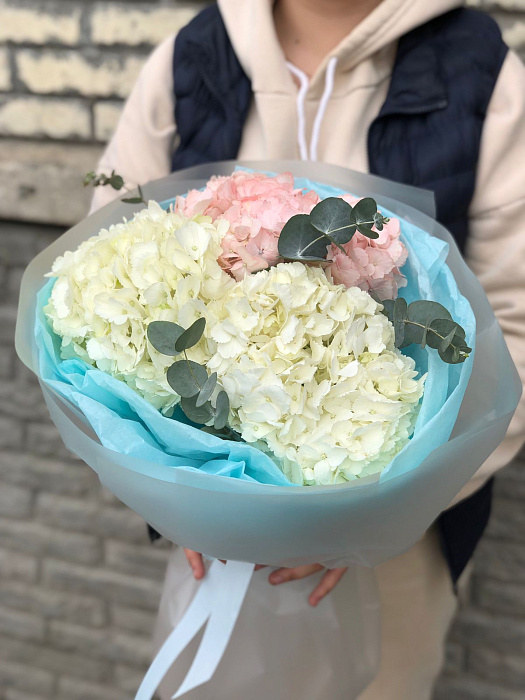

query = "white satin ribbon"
[{"left": 135, "top": 559, "right": 255, "bottom": 700}]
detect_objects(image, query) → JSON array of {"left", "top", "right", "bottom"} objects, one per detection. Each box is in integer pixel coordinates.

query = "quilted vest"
[{"left": 169, "top": 4, "right": 508, "bottom": 584}]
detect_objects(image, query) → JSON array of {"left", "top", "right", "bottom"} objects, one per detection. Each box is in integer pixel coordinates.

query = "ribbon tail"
[
  {"left": 135, "top": 559, "right": 221, "bottom": 700},
  {"left": 172, "top": 561, "right": 255, "bottom": 699}
]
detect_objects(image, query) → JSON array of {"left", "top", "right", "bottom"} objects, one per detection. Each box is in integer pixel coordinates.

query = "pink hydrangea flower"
[
  {"left": 175, "top": 171, "right": 320, "bottom": 280},
  {"left": 176, "top": 172, "right": 407, "bottom": 299}
]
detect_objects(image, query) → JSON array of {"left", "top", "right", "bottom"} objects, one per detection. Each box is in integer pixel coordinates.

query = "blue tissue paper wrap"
[{"left": 16, "top": 161, "right": 521, "bottom": 569}]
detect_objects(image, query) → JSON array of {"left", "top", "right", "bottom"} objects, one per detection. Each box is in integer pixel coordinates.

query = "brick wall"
[{"left": 0, "top": 1, "right": 525, "bottom": 699}]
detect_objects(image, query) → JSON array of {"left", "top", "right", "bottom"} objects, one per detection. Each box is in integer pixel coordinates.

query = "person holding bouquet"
[{"left": 88, "top": 0, "right": 525, "bottom": 697}]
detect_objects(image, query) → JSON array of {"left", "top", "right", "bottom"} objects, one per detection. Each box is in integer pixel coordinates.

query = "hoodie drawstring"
[{"left": 286, "top": 56, "right": 338, "bottom": 162}]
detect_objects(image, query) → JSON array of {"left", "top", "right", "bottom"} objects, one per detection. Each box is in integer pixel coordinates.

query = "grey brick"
[
  {"left": 0, "top": 548, "right": 38, "bottom": 583},
  {"left": 105, "top": 539, "right": 169, "bottom": 580},
  {"left": 0, "top": 224, "right": 37, "bottom": 266},
  {"left": 0, "top": 636, "right": 112, "bottom": 684},
  {"left": 474, "top": 538, "right": 525, "bottom": 583},
  {"left": 0, "top": 659, "right": 54, "bottom": 696},
  {"left": 434, "top": 675, "right": 525, "bottom": 700},
  {"left": 468, "top": 646, "right": 525, "bottom": 690},
  {"left": 486, "top": 497, "right": 525, "bottom": 540},
  {"left": 5, "top": 689, "right": 46, "bottom": 700},
  {"left": 111, "top": 604, "right": 157, "bottom": 636},
  {"left": 43, "top": 559, "right": 163, "bottom": 610},
  {"left": 6, "top": 267, "right": 24, "bottom": 303},
  {"left": 0, "top": 451, "right": 96, "bottom": 495},
  {"left": 0, "top": 582, "right": 106, "bottom": 627},
  {"left": 97, "top": 505, "right": 151, "bottom": 543},
  {"left": 0, "top": 606, "right": 45, "bottom": 642},
  {"left": 0, "top": 517, "right": 101, "bottom": 564},
  {"left": 0, "top": 378, "right": 52, "bottom": 421},
  {"left": 0, "top": 305, "right": 18, "bottom": 345},
  {"left": 0, "top": 344, "right": 14, "bottom": 378},
  {"left": 0, "top": 416, "right": 24, "bottom": 449},
  {"left": 49, "top": 620, "right": 152, "bottom": 665},
  {"left": 114, "top": 663, "right": 146, "bottom": 694},
  {"left": 26, "top": 422, "right": 77, "bottom": 460},
  {"left": 451, "top": 609, "right": 525, "bottom": 655},
  {"left": 0, "top": 483, "right": 32, "bottom": 518},
  {"left": 443, "top": 642, "right": 465, "bottom": 676},
  {"left": 58, "top": 677, "right": 130, "bottom": 700},
  {"left": 474, "top": 575, "right": 525, "bottom": 617}
]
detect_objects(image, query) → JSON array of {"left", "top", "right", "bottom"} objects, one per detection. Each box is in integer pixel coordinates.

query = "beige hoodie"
[{"left": 91, "top": 0, "right": 525, "bottom": 504}]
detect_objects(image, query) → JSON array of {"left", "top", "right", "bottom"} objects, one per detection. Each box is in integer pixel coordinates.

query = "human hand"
[
  {"left": 268, "top": 564, "right": 348, "bottom": 607},
  {"left": 184, "top": 549, "right": 347, "bottom": 607}
]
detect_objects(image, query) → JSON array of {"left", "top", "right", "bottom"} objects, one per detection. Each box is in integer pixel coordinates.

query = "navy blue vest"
[{"left": 168, "top": 4, "right": 508, "bottom": 584}]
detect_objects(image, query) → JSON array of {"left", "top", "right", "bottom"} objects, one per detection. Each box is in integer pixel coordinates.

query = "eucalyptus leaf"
[
  {"left": 381, "top": 298, "right": 395, "bottom": 323},
  {"left": 147, "top": 321, "right": 184, "bottom": 356},
  {"left": 109, "top": 174, "right": 124, "bottom": 191},
  {"left": 167, "top": 360, "right": 208, "bottom": 397},
  {"left": 278, "top": 214, "right": 331, "bottom": 262},
  {"left": 401, "top": 300, "right": 452, "bottom": 348},
  {"left": 214, "top": 390, "right": 230, "bottom": 430},
  {"left": 309, "top": 197, "right": 356, "bottom": 244},
  {"left": 175, "top": 317, "right": 206, "bottom": 353},
  {"left": 392, "top": 297, "right": 408, "bottom": 348},
  {"left": 196, "top": 372, "right": 218, "bottom": 407},
  {"left": 122, "top": 197, "right": 145, "bottom": 204},
  {"left": 181, "top": 395, "right": 214, "bottom": 424},
  {"left": 350, "top": 198, "right": 380, "bottom": 239}
]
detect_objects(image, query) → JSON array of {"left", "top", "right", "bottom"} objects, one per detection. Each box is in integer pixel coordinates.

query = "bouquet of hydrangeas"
[{"left": 16, "top": 162, "right": 519, "bottom": 700}]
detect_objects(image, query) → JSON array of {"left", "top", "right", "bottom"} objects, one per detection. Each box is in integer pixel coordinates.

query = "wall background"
[{"left": 0, "top": 1, "right": 524, "bottom": 699}]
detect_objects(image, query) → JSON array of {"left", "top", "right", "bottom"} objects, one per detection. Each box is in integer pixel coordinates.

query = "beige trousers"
[
  {"left": 358, "top": 527, "right": 458, "bottom": 700},
  {"left": 154, "top": 527, "right": 457, "bottom": 700}
]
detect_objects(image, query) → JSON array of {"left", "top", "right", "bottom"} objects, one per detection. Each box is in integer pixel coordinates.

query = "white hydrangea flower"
[
  {"left": 47, "top": 212, "right": 424, "bottom": 486},
  {"left": 45, "top": 202, "right": 234, "bottom": 413},
  {"left": 204, "top": 262, "right": 425, "bottom": 485}
]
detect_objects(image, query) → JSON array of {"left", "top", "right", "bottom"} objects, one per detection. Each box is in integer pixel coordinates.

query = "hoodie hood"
[{"left": 218, "top": 0, "right": 464, "bottom": 95}]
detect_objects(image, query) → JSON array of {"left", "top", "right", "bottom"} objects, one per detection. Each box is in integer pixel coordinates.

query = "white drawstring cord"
[
  {"left": 286, "top": 61, "right": 310, "bottom": 161},
  {"left": 286, "top": 57, "right": 338, "bottom": 162},
  {"left": 309, "top": 56, "right": 338, "bottom": 161}
]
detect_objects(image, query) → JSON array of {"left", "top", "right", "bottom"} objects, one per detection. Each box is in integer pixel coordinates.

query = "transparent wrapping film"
[{"left": 16, "top": 161, "right": 520, "bottom": 570}]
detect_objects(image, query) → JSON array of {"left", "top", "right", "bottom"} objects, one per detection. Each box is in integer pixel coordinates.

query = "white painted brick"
[
  {"left": 16, "top": 49, "right": 145, "bottom": 98},
  {"left": 93, "top": 100, "right": 123, "bottom": 141},
  {"left": 0, "top": 97, "right": 91, "bottom": 139},
  {"left": 0, "top": 48, "right": 10, "bottom": 90},
  {"left": 0, "top": 140, "right": 102, "bottom": 225},
  {"left": 91, "top": 4, "right": 198, "bottom": 46},
  {"left": 0, "top": 3, "right": 81, "bottom": 45}
]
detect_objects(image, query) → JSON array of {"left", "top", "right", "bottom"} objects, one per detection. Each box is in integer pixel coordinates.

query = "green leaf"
[
  {"left": 147, "top": 321, "right": 184, "bottom": 356},
  {"left": 196, "top": 372, "right": 217, "bottom": 407},
  {"left": 278, "top": 214, "right": 331, "bottom": 262},
  {"left": 180, "top": 395, "right": 214, "bottom": 424},
  {"left": 175, "top": 317, "right": 206, "bottom": 353},
  {"left": 392, "top": 297, "right": 408, "bottom": 348},
  {"left": 427, "top": 319, "right": 471, "bottom": 364},
  {"left": 381, "top": 298, "right": 395, "bottom": 323},
  {"left": 401, "top": 301, "right": 452, "bottom": 348},
  {"left": 214, "top": 390, "right": 230, "bottom": 430},
  {"left": 350, "top": 198, "right": 380, "bottom": 239},
  {"left": 309, "top": 197, "right": 356, "bottom": 244},
  {"left": 83, "top": 171, "right": 97, "bottom": 187},
  {"left": 167, "top": 360, "right": 208, "bottom": 398},
  {"left": 122, "top": 197, "right": 146, "bottom": 204},
  {"left": 109, "top": 174, "right": 124, "bottom": 191}
]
